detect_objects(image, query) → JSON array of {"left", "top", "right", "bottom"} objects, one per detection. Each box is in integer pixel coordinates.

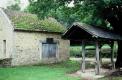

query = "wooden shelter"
[{"left": 63, "top": 22, "right": 122, "bottom": 75}]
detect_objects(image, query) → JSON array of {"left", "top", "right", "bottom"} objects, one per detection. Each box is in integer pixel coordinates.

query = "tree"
[
  {"left": 27, "top": 0, "right": 110, "bottom": 28},
  {"left": 7, "top": 3, "right": 21, "bottom": 11},
  {"left": 102, "top": 5, "right": 122, "bottom": 69},
  {"left": 27, "top": 0, "right": 122, "bottom": 68},
  {"left": 7, "top": 0, "right": 21, "bottom": 11},
  {"left": 82, "top": 0, "right": 122, "bottom": 69},
  {"left": 27, "top": 0, "right": 86, "bottom": 27}
]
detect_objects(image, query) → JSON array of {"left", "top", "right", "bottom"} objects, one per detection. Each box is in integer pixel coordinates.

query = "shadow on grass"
[{"left": 99, "top": 69, "right": 122, "bottom": 80}]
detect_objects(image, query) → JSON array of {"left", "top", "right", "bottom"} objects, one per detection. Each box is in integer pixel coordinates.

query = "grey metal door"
[{"left": 42, "top": 43, "right": 57, "bottom": 58}]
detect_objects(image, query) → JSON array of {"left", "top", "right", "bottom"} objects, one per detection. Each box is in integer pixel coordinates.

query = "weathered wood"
[
  {"left": 95, "top": 41, "right": 100, "bottom": 75},
  {"left": 99, "top": 44, "right": 103, "bottom": 64},
  {"left": 42, "top": 43, "right": 57, "bottom": 58},
  {"left": 111, "top": 41, "right": 116, "bottom": 69},
  {"left": 99, "top": 51, "right": 102, "bottom": 65},
  {"left": 81, "top": 40, "right": 86, "bottom": 73}
]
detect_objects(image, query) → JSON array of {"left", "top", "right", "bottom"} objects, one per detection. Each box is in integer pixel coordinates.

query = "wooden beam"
[
  {"left": 99, "top": 44, "right": 103, "bottom": 64},
  {"left": 95, "top": 41, "right": 100, "bottom": 75},
  {"left": 111, "top": 41, "right": 116, "bottom": 69},
  {"left": 81, "top": 40, "right": 86, "bottom": 73}
]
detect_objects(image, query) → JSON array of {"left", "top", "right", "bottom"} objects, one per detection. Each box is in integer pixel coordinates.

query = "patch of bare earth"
[
  {"left": 67, "top": 68, "right": 112, "bottom": 80},
  {"left": 69, "top": 58, "right": 120, "bottom": 80}
]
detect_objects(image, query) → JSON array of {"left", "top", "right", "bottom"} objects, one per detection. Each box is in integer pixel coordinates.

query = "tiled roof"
[{"left": 63, "top": 22, "right": 122, "bottom": 40}]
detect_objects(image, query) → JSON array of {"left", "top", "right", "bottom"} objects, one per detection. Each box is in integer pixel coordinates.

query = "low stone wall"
[{"left": 0, "top": 58, "right": 12, "bottom": 67}]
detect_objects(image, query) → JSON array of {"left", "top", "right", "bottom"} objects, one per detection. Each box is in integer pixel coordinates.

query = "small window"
[
  {"left": 46, "top": 38, "right": 54, "bottom": 43},
  {"left": 3, "top": 40, "right": 6, "bottom": 56}
]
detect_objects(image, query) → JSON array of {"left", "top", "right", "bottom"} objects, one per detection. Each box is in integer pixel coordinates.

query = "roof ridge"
[
  {"left": 63, "top": 22, "right": 122, "bottom": 40},
  {"left": 74, "top": 22, "right": 98, "bottom": 37}
]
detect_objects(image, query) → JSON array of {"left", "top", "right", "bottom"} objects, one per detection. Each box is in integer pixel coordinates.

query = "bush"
[
  {"left": 70, "top": 46, "right": 82, "bottom": 57},
  {"left": 70, "top": 44, "right": 117, "bottom": 58}
]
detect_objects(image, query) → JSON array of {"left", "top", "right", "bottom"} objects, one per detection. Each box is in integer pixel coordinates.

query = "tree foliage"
[
  {"left": 7, "top": 4, "right": 21, "bottom": 11},
  {"left": 27, "top": 0, "right": 122, "bottom": 28},
  {"left": 7, "top": 0, "right": 21, "bottom": 11},
  {"left": 27, "top": 0, "right": 86, "bottom": 26}
]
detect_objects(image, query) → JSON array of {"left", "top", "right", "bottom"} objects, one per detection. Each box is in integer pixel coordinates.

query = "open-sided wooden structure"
[{"left": 63, "top": 22, "right": 122, "bottom": 75}]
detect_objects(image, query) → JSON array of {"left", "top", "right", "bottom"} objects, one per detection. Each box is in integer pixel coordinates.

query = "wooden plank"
[
  {"left": 49, "top": 43, "right": 56, "bottom": 58},
  {"left": 81, "top": 40, "right": 86, "bottom": 73},
  {"left": 111, "top": 41, "right": 116, "bottom": 69},
  {"left": 42, "top": 44, "right": 49, "bottom": 58},
  {"left": 42, "top": 43, "right": 57, "bottom": 58},
  {"left": 95, "top": 41, "right": 100, "bottom": 75}
]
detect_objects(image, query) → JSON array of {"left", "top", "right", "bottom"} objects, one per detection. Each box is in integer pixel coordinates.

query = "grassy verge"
[
  {"left": 99, "top": 77, "right": 122, "bottom": 80},
  {"left": 0, "top": 60, "right": 81, "bottom": 80}
]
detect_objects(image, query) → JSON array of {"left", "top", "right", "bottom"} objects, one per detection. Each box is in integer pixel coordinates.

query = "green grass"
[
  {"left": 99, "top": 77, "right": 122, "bottom": 80},
  {"left": 0, "top": 60, "right": 81, "bottom": 80}
]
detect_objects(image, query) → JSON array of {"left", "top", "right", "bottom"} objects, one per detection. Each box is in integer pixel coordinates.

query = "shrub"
[{"left": 70, "top": 44, "right": 117, "bottom": 58}]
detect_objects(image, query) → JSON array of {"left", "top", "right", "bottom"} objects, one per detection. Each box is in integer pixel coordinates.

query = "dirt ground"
[
  {"left": 68, "top": 57, "right": 118, "bottom": 80},
  {"left": 68, "top": 68, "right": 111, "bottom": 80}
]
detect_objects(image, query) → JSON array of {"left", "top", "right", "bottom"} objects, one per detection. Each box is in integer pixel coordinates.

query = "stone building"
[{"left": 0, "top": 8, "right": 70, "bottom": 66}]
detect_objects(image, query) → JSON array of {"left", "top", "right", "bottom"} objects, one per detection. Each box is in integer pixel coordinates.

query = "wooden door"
[{"left": 42, "top": 43, "right": 57, "bottom": 58}]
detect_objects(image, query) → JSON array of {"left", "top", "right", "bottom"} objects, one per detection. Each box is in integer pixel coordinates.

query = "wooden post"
[
  {"left": 111, "top": 41, "right": 116, "bottom": 69},
  {"left": 95, "top": 41, "right": 100, "bottom": 75},
  {"left": 81, "top": 40, "right": 86, "bottom": 73},
  {"left": 99, "top": 44, "right": 102, "bottom": 64}
]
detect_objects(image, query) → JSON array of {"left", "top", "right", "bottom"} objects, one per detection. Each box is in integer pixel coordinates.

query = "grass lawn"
[
  {"left": 99, "top": 77, "right": 122, "bottom": 80},
  {"left": 0, "top": 60, "right": 81, "bottom": 80}
]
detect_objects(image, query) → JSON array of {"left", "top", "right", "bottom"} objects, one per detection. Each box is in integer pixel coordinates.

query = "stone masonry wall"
[
  {"left": 0, "top": 8, "right": 13, "bottom": 60},
  {"left": 11, "top": 31, "right": 70, "bottom": 66}
]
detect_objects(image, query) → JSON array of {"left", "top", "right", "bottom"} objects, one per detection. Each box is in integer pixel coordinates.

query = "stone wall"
[
  {"left": 12, "top": 31, "right": 70, "bottom": 66},
  {"left": 0, "top": 8, "right": 14, "bottom": 60}
]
